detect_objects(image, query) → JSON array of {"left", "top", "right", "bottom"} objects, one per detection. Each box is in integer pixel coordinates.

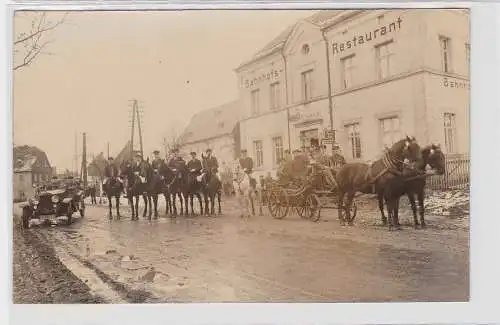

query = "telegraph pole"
[
  {"left": 81, "top": 132, "right": 88, "bottom": 187},
  {"left": 128, "top": 99, "right": 144, "bottom": 159},
  {"left": 135, "top": 100, "right": 144, "bottom": 158}
]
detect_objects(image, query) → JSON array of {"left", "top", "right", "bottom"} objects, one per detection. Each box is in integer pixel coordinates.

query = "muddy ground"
[{"left": 12, "top": 220, "right": 103, "bottom": 304}]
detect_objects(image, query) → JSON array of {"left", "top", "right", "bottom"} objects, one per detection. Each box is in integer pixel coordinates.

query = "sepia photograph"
[{"left": 11, "top": 8, "right": 470, "bottom": 304}]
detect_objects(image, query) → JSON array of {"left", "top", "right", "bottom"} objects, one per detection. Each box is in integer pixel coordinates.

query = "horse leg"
[
  {"left": 108, "top": 196, "right": 113, "bottom": 220},
  {"left": 153, "top": 194, "right": 158, "bottom": 219},
  {"left": 417, "top": 190, "right": 426, "bottom": 228},
  {"left": 384, "top": 191, "right": 395, "bottom": 231},
  {"left": 218, "top": 191, "right": 222, "bottom": 215},
  {"left": 145, "top": 194, "right": 152, "bottom": 220},
  {"left": 337, "top": 191, "right": 346, "bottom": 226},
  {"left": 148, "top": 195, "right": 153, "bottom": 219},
  {"left": 204, "top": 194, "right": 210, "bottom": 216},
  {"left": 346, "top": 191, "right": 355, "bottom": 226},
  {"left": 394, "top": 198, "right": 402, "bottom": 230},
  {"left": 196, "top": 193, "right": 203, "bottom": 215},
  {"left": 134, "top": 196, "right": 140, "bottom": 221},
  {"left": 172, "top": 193, "right": 177, "bottom": 216},
  {"left": 408, "top": 192, "right": 419, "bottom": 228},
  {"left": 116, "top": 196, "right": 121, "bottom": 220},
  {"left": 190, "top": 194, "right": 195, "bottom": 216},
  {"left": 378, "top": 191, "right": 387, "bottom": 225},
  {"left": 250, "top": 192, "right": 255, "bottom": 216}
]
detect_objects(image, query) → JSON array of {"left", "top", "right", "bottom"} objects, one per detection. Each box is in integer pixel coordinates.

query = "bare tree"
[
  {"left": 13, "top": 11, "right": 68, "bottom": 71},
  {"left": 162, "top": 127, "right": 182, "bottom": 156}
]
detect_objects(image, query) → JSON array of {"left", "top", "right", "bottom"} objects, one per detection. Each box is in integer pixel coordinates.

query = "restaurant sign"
[{"left": 289, "top": 107, "right": 322, "bottom": 124}]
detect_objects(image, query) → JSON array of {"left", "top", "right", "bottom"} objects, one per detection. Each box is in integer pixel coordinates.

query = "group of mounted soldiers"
[{"left": 102, "top": 147, "right": 220, "bottom": 188}]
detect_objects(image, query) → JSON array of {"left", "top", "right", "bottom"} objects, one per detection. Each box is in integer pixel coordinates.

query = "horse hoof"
[
  {"left": 421, "top": 223, "right": 427, "bottom": 229},
  {"left": 348, "top": 222, "right": 354, "bottom": 226}
]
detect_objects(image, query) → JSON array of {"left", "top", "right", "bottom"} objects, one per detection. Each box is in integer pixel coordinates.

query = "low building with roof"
[
  {"left": 13, "top": 145, "right": 53, "bottom": 201},
  {"left": 179, "top": 100, "right": 242, "bottom": 169}
]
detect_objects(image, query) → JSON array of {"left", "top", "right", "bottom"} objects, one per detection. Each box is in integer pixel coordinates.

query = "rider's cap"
[
  {"left": 284, "top": 150, "right": 290, "bottom": 154},
  {"left": 190, "top": 151, "right": 196, "bottom": 155},
  {"left": 171, "top": 148, "right": 179, "bottom": 153},
  {"left": 241, "top": 149, "right": 247, "bottom": 153},
  {"left": 153, "top": 150, "right": 160, "bottom": 155},
  {"left": 310, "top": 138, "right": 319, "bottom": 146},
  {"left": 108, "top": 156, "right": 114, "bottom": 160},
  {"left": 206, "top": 148, "right": 212, "bottom": 152}
]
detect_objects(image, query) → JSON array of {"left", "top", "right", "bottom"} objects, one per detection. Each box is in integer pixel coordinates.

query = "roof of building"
[
  {"left": 13, "top": 145, "right": 50, "bottom": 172},
  {"left": 236, "top": 10, "right": 349, "bottom": 70},
  {"left": 179, "top": 101, "right": 241, "bottom": 145}
]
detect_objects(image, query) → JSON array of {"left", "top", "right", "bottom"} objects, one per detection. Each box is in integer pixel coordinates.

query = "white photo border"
[{"left": 2, "top": 1, "right": 499, "bottom": 324}]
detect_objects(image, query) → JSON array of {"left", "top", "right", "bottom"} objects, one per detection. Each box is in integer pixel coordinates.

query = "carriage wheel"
[
  {"left": 341, "top": 200, "right": 358, "bottom": 223},
  {"left": 305, "top": 194, "right": 322, "bottom": 222},
  {"left": 268, "top": 189, "right": 289, "bottom": 220},
  {"left": 296, "top": 203, "right": 307, "bottom": 219}
]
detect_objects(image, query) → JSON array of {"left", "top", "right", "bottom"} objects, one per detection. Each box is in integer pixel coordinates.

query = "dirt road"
[{"left": 13, "top": 193, "right": 468, "bottom": 303}]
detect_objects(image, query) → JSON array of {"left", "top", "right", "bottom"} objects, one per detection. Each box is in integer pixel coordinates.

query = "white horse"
[{"left": 233, "top": 167, "right": 256, "bottom": 218}]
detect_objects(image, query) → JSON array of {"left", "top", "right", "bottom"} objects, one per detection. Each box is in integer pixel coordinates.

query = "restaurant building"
[{"left": 235, "top": 9, "right": 469, "bottom": 176}]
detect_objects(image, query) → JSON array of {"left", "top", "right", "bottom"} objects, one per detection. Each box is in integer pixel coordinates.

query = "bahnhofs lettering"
[{"left": 332, "top": 17, "right": 403, "bottom": 55}]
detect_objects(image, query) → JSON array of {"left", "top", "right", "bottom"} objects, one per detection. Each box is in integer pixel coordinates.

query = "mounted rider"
[
  {"left": 103, "top": 157, "right": 122, "bottom": 186},
  {"left": 131, "top": 153, "right": 149, "bottom": 182},
  {"left": 238, "top": 149, "right": 253, "bottom": 174},
  {"left": 151, "top": 150, "right": 164, "bottom": 171},
  {"left": 238, "top": 149, "right": 257, "bottom": 189},
  {"left": 187, "top": 151, "right": 203, "bottom": 179},
  {"left": 201, "top": 148, "right": 219, "bottom": 182},
  {"left": 168, "top": 148, "right": 187, "bottom": 175},
  {"left": 308, "top": 138, "right": 337, "bottom": 190}
]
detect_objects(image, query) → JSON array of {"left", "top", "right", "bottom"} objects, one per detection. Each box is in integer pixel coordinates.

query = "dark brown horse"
[
  {"left": 200, "top": 166, "right": 222, "bottom": 216},
  {"left": 377, "top": 144, "right": 446, "bottom": 229},
  {"left": 335, "top": 136, "right": 422, "bottom": 229},
  {"left": 102, "top": 177, "right": 124, "bottom": 220}
]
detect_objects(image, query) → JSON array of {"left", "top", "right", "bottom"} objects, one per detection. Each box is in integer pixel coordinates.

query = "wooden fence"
[{"left": 427, "top": 153, "right": 470, "bottom": 190}]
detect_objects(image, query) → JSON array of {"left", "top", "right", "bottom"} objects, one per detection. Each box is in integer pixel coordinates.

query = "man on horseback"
[
  {"left": 309, "top": 138, "right": 337, "bottom": 190},
  {"left": 168, "top": 148, "right": 186, "bottom": 171},
  {"left": 238, "top": 149, "right": 253, "bottom": 174},
  {"left": 187, "top": 151, "right": 203, "bottom": 177},
  {"left": 202, "top": 148, "right": 219, "bottom": 182},
  {"left": 238, "top": 149, "right": 257, "bottom": 189},
  {"left": 103, "top": 157, "right": 122, "bottom": 186},
  {"left": 151, "top": 150, "right": 164, "bottom": 170}
]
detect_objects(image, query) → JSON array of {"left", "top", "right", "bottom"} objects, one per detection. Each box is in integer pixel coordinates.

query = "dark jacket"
[
  {"left": 169, "top": 157, "right": 186, "bottom": 172},
  {"left": 239, "top": 157, "right": 253, "bottom": 173},
  {"left": 187, "top": 158, "right": 203, "bottom": 175},
  {"left": 104, "top": 163, "right": 119, "bottom": 178},
  {"left": 151, "top": 158, "right": 164, "bottom": 171},
  {"left": 202, "top": 156, "right": 219, "bottom": 173}
]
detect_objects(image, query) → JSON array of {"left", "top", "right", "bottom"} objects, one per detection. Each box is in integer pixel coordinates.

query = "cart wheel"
[
  {"left": 66, "top": 204, "right": 73, "bottom": 225},
  {"left": 341, "top": 200, "right": 358, "bottom": 223},
  {"left": 268, "top": 189, "right": 289, "bottom": 219},
  {"left": 21, "top": 207, "right": 31, "bottom": 229},
  {"left": 305, "top": 194, "right": 322, "bottom": 222},
  {"left": 296, "top": 204, "right": 307, "bottom": 219}
]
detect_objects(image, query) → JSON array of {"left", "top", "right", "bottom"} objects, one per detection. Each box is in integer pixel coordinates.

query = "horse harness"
[{"left": 363, "top": 149, "right": 411, "bottom": 185}]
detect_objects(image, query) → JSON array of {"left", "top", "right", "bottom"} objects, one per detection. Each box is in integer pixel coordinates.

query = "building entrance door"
[{"left": 299, "top": 128, "right": 319, "bottom": 151}]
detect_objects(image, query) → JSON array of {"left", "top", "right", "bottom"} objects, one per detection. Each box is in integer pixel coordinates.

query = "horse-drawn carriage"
[{"left": 264, "top": 155, "right": 357, "bottom": 223}]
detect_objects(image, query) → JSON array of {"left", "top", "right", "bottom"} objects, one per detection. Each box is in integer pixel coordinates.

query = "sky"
[{"left": 13, "top": 10, "right": 313, "bottom": 173}]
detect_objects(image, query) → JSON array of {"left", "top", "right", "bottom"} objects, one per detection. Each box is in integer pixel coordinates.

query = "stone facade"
[{"left": 236, "top": 9, "right": 469, "bottom": 176}]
